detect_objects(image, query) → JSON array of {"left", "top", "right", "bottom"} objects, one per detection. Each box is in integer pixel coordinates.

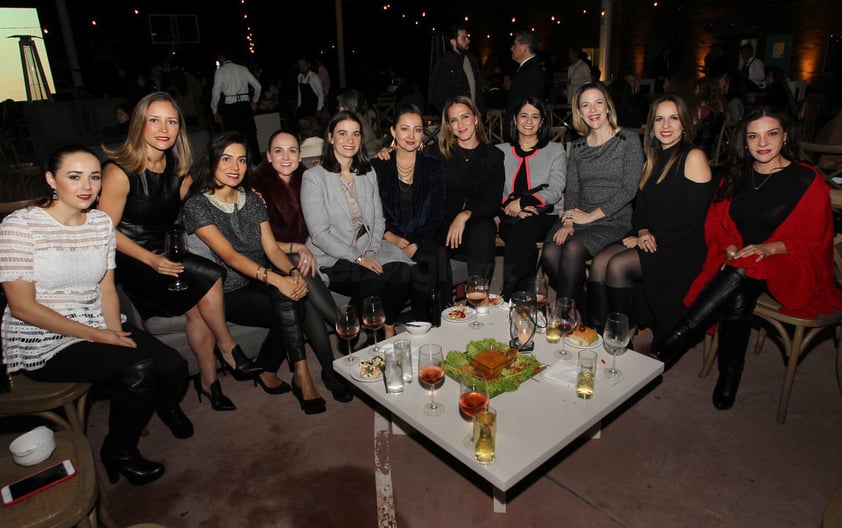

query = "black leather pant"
[
  {"left": 27, "top": 325, "right": 187, "bottom": 453},
  {"left": 224, "top": 282, "right": 307, "bottom": 372}
]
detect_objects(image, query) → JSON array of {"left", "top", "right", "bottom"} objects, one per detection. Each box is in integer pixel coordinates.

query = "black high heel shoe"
[
  {"left": 100, "top": 444, "right": 165, "bottom": 485},
  {"left": 214, "top": 345, "right": 264, "bottom": 381},
  {"left": 291, "top": 376, "right": 326, "bottom": 415},
  {"left": 322, "top": 372, "right": 353, "bottom": 403},
  {"left": 253, "top": 374, "right": 292, "bottom": 395},
  {"left": 193, "top": 377, "right": 236, "bottom": 411}
]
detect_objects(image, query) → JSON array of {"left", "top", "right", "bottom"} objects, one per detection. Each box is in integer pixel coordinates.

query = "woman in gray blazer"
[
  {"left": 497, "top": 97, "right": 566, "bottom": 300},
  {"left": 301, "top": 111, "right": 414, "bottom": 337}
]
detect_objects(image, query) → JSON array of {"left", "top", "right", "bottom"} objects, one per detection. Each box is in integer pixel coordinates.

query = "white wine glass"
[
  {"left": 336, "top": 304, "right": 360, "bottom": 364},
  {"left": 361, "top": 296, "right": 386, "bottom": 353},
  {"left": 465, "top": 275, "right": 489, "bottom": 330},
  {"left": 553, "top": 297, "right": 578, "bottom": 359},
  {"left": 418, "top": 344, "right": 445, "bottom": 416},
  {"left": 603, "top": 313, "right": 630, "bottom": 379},
  {"left": 164, "top": 226, "right": 189, "bottom": 292}
]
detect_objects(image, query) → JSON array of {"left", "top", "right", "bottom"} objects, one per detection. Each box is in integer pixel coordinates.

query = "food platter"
[
  {"left": 441, "top": 305, "right": 476, "bottom": 323},
  {"left": 444, "top": 338, "right": 543, "bottom": 398}
]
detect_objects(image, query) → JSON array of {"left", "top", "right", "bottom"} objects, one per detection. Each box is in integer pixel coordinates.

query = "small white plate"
[
  {"left": 564, "top": 334, "right": 604, "bottom": 349},
  {"left": 441, "top": 305, "right": 476, "bottom": 323},
  {"left": 350, "top": 369, "right": 383, "bottom": 383}
]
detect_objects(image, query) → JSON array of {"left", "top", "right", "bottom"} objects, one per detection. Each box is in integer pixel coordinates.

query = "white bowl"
[
  {"left": 404, "top": 321, "right": 432, "bottom": 336},
  {"left": 9, "top": 426, "right": 56, "bottom": 466}
]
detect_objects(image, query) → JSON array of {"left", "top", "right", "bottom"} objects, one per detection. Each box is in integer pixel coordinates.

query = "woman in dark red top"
[
  {"left": 251, "top": 130, "right": 352, "bottom": 402},
  {"left": 653, "top": 106, "right": 842, "bottom": 410}
]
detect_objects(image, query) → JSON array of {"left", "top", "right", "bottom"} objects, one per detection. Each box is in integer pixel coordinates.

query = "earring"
[
  {"left": 51, "top": 188, "right": 58, "bottom": 201},
  {"left": 417, "top": 141, "right": 425, "bottom": 152},
  {"left": 389, "top": 137, "right": 396, "bottom": 152}
]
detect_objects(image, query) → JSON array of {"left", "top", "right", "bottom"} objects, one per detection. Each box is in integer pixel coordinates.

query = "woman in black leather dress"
[{"left": 100, "top": 93, "right": 261, "bottom": 412}]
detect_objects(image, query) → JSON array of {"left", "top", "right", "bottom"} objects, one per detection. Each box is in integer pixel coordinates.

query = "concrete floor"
[{"left": 2, "top": 262, "right": 841, "bottom": 527}]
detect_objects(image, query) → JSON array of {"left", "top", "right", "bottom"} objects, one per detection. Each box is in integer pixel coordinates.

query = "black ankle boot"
[
  {"left": 100, "top": 441, "right": 165, "bottom": 485},
  {"left": 585, "top": 282, "right": 607, "bottom": 330},
  {"left": 215, "top": 345, "right": 264, "bottom": 381},
  {"left": 156, "top": 404, "right": 194, "bottom": 439},
  {"left": 606, "top": 286, "right": 632, "bottom": 322}
]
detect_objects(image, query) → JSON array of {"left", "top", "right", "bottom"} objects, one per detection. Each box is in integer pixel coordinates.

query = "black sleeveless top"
[{"left": 105, "top": 152, "right": 183, "bottom": 253}]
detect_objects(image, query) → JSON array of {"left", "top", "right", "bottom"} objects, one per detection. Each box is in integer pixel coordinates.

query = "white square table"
[{"left": 334, "top": 307, "right": 663, "bottom": 512}]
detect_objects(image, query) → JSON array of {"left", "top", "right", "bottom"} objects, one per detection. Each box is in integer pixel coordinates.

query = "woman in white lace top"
[{"left": 0, "top": 145, "right": 191, "bottom": 485}]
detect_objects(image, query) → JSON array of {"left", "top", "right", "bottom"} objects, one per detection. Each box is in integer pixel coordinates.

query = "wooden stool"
[
  {"left": 0, "top": 431, "right": 98, "bottom": 528},
  {"left": 0, "top": 376, "right": 90, "bottom": 432}
]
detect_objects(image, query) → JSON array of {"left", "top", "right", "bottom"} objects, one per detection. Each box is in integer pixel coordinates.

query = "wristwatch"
[{"left": 355, "top": 256, "right": 363, "bottom": 264}]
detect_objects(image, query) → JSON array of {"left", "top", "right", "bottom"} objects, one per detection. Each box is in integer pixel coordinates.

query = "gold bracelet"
[
  {"left": 263, "top": 268, "right": 269, "bottom": 283},
  {"left": 725, "top": 248, "right": 738, "bottom": 259},
  {"left": 255, "top": 266, "right": 262, "bottom": 279}
]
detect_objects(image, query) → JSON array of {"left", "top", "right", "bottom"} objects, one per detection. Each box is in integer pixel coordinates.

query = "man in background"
[
  {"left": 429, "top": 23, "right": 485, "bottom": 114},
  {"left": 740, "top": 43, "right": 766, "bottom": 90},
  {"left": 506, "top": 30, "right": 545, "bottom": 140},
  {"left": 211, "top": 49, "right": 262, "bottom": 161}
]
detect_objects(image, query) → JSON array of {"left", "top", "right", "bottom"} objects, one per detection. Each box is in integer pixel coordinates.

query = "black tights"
[
  {"left": 541, "top": 239, "right": 591, "bottom": 299},
  {"left": 589, "top": 244, "right": 642, "bottom": 288}
]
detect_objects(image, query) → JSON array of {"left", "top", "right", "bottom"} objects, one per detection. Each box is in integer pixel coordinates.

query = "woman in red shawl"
[
  {"left": 251, "top": 130, "right": 352, "bottom": 403},
  {"left": 652, "top": 106, "right": 842, "bottom": 410}
]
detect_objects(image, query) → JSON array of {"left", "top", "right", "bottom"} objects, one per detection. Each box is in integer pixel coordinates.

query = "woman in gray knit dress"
[{"left": 541, "top": 83, "right": 643, "bottom": 322}]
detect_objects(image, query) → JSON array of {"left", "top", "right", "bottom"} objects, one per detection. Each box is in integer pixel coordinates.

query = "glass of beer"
[
  {"left": 576, "top": 350, "right": 597, "bottom": 400},
  {"left": 474, "top": 407, "right": 497, "bottom": 465}
]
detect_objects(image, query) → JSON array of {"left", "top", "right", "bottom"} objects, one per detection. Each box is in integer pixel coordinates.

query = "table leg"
[
  {"left": 492, "top": 486, "right": 507, "bottom": 513},
  {"left": 586, "top": 421, "right": 602, "bottom": 439}
]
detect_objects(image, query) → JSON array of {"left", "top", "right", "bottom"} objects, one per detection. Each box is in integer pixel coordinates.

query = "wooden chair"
[
  {"left": 549, "top": 126, "right": 567, "bottom": 143},
  {"left": 0, "top": 378, "right": 117, "bottom": 527},
  {"left": 0, "top": 431, "right": 99, "bottom": 528},
  {"left": 545, "top": 103, "right": 571, "bottom": 128},
  {"left": 485, "top": 109, "right": 504, "bottom": 144},
  {"left": 699, "top": 233, "right": 842, "bottom": 423},
  {"left": 799, "top": 141, "right": 842, "bottom": 184},
  {"left": 0, "top": 376, "right": 90, "bottom": 432}
]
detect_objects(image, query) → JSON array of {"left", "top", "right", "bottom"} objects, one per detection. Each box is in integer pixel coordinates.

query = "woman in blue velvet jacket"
[{"left": 371, "top": 104, "right": 448, "bottom": 319}]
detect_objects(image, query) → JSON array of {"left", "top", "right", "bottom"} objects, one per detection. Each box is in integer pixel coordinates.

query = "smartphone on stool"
[{"left": 2, "top": 459, "right": 76, "bottom": 506}]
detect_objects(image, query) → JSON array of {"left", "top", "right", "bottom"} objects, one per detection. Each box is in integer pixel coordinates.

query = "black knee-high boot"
[
  {"left": 101, "top": 357, "right": 165, "bottom": 485},
  {"left": 712, "top": 317, "right": 752, "bottom": 410},
  {"left": 586, "top": 282, "right": 607, "bottom": 331},
  {"left": 651, "top": 267, "right": 749, "bottom": 370},
  {"left": 606, "top": 286, "right": 632, "bottom": 322}
]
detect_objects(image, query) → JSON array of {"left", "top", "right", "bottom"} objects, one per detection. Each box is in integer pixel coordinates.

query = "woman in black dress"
[
  {"left": 589, "top": 94, "right": 713, "bottom": 338},
  {"left": 100, "top": 93, "right": 261, "bottom": 413}
]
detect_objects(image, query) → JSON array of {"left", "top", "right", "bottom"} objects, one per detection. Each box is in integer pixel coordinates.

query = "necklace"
[
  {"left": 751, "top": 170, "right": 773, "bottom": 190},
  {"left": 458, "top": 145, "right": 477, "bottom": 162},
  {"left": 396, "top": 159, "right": 415, "bottom": 184}
]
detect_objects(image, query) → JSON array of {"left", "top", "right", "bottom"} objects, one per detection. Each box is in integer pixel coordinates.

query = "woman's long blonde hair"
[
  {"left": 103, "top": 92, "right": 192, "bottom": 176},
  {"left": 438, "top": 95, "right": 488, "bottom": 160}
]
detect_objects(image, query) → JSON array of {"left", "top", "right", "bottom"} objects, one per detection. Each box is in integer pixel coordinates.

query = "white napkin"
[{"left": 542, "top": 358, "right": 578, "bottom": 385}]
